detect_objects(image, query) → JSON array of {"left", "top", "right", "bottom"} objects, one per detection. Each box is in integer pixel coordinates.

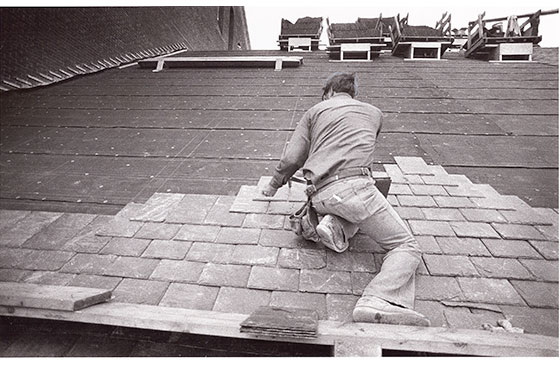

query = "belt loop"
[{"left": 305, "top": 185, "right": 317, "bottom": 196}]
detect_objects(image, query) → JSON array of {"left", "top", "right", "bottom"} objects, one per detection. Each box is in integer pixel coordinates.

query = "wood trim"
[{"left": 0, "top": 302, "right": 557, "bottom": 357}]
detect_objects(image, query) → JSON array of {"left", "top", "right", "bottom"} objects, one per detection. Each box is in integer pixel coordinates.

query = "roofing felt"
[
  {"left": 280, "top": 17, "right": 323, "bottom": 36},
  {"left": 401, "top": 25, "right": 446, "bottom": 37},
  {"left": 0, "top": 49, "right": 557, "bottom": 213}
]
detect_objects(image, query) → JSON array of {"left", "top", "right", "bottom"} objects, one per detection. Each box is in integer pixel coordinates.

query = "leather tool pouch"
[{"left": 289, "top": 199, "right": 320, "bottom": 242}]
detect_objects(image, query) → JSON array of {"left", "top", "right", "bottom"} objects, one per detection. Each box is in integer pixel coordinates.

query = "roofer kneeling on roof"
[{"left": 261, "top": 72, "right": 430, "bottom": 327}]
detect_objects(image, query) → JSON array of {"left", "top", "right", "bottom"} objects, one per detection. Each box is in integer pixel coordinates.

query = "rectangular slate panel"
[{"left": 0, "top": 282, "right": 111, "bottom": 311}]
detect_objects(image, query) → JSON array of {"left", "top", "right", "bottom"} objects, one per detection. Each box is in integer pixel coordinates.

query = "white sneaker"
[
  {"left": 353, "top": 296, "right": 431, "bottom": 327},
  {"left": 316, "top": 214, "right": 348, "bottom": 253}
]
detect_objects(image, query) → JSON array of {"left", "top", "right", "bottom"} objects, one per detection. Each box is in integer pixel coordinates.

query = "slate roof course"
[{"left": 0, "top": 48, "right": 558, "bottom": 343}]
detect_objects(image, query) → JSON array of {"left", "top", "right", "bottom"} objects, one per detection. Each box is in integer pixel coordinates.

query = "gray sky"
[{"left": 243, "top": 0, "right": 559, "bottom": 49}]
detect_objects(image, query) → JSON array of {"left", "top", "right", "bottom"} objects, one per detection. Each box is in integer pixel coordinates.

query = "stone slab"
[
  {"left": 424, "top": 254, "right": 479, "bottom": 277},
  {"left": 457, "top": 277, "right": 525, "bottom": 305},
  {"left": 104, "top": 256, "right": 159, "bottom": 279},
  {"left": 435, "top": 237, "right": 490, "bottom": 256},
  {"left": 134, "top": 222, "right": 181, "bottom": 240},
  {"left": 470, "top": 257, "right": 533, "bottom": 280},
  {"left": 112, "top": 278, "right": 169, "bottom": 305},
  {"left": 482, "top": 239, "right": 542, "bottom": 259},
  {"left": 141, "top": 240, "right": 191, "bottom": 260},
  {"left": 100, "top": 237, "right": 151, "bottom": 257},
  {"left": 278, "top": 248, "right": 327, "bottom": 269},
  {"left": 510, "top": 280, "right": 558, "bottom": 308},
  {"left": 159, "top": 282, "right": 219, "bottom": 310},
  {"left": 247, "top": 266, "right": 300, "bottom": 291},
  {"left": 149, "top": 259, "right": 205, "bottom": 283},
  {"left": 164, "top": 194, "right": 217, "bottom": 224},
  {"left": 492, "top": 223, "right": 546, "bottom": 241},
  {"left": 408, "top": 220, "right": 455, "bottom": 236},
  {"left": 450, "top": 221, "right": 500, "bottom": 239},
  {"left": 299, "top": 269, "right": 353, "bottom": 294},
  {"left": 212, "top": 287, "right": 271, "bottom": 314},
  {"left": 186, "top": 242, "right": 236, "bottom": 264},
  {"left": 174, "top": 224, "right": 220, "bottom": 242},
  {"left": 130, "top": 193, "right": 185, "bottom": 222},
  {"left": 198, "top": 263, "right": 251, "bottom": 287}
]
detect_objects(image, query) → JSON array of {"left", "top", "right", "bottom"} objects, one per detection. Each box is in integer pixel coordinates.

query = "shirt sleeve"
[{"left": 270, "top": 111, "right": 311, "bottom": 189}]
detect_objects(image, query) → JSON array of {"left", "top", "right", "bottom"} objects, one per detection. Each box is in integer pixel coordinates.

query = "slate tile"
[
  {"left": 394, "top": 156, "right": 432, "bottom": 175},
  {"left": 159, "top": 283, "right": 219, "bottom": 310},
  {"left": 393, "top": 206, "right": 425, "bottom": 220},
  {"left": 1, "top": 211, "right": 62, "bottom": 247},
  {"left": 299, "top": 269, "right": 352, "bottom": 294},
  {"left": 242, "top": 214, "right": 284, "bottom": 229},
  {"left": 326, "top": 251, "right": 376, "bottom": 273},
  {"left": 408, "top": 220, "right": 455, "bottom": 236},
  {"left": 415, "top": 235, "right": 441, "bottom": 254},
  {"left": 20, "top": 250, "right": 75, "bottom": 271},
  {"left": 510, "top": 280, "right": 558, "bottom": 308},
  {"left": 471, "top": 257, "right": 533, "bottom": 280},
  {"left": 22, "top": 271, "right": 75, "bottom": 286},
  {"left": 100, "top": 237, "right": 151, "bottom": 257},
  {"left": 424, "top": 254, "right": 479, "bottom": 277},
  {"left": 501, "top": 209, "right": 554, "bottom": 226},
  {"left": 450, "top": 221, "right": 500, "bottom": 239},
  {"left": 414, "top": 300, "right": 448, "bottom": 327},
  {"left": 67, "top": 274, "right": 122, "bottom": 290},
  {"left": 470, "top": 196, "right": 522, "bottom": 210},
  {"left": 492, "top": 223, "right": 546, "bottom": 241},
  {"left": 459, "top": 209, "right": 507, "bottom": 223},
  {"left": 198, "top": 263, "right": 251, "bottom": 287},
  {"left": 278, "top": 248, "right": 326, "bottom": 269},
  {"left": 269, "top": 291, "right": 327, "bottom": 319},
  {"left": 95, "top": 216, "right": 143, "bottom": 238},
  {"left": 213, "top": 287, "right": 271, "bottom": 314},
  {"left": 134, "top": 222, "right": 181, "bottom": 240},
  {"left": 528, "top": 240, "right": 558, "bottom": 260},
  {"left": 186, "top": 242, "right": 236, "bottom": 263},
  {"left": 62, "top": 215, "right": 113, "bottom": 253},
  {"left": 0, "top": 268, "right": 32, "bottom": 282},
  {"left": 415, "top": 275, "right": 464, "bottom": 301},
  {"left": 457, "top": 277, "right": 525, "bottom": 305},
  {"left": 351, "top": 272, "right": 375, "bottom": 295},
  {"left": 204, "top": 196, "right": 246, "bottom": 226},
  {"left": 443, "top": 310, "right": 505, "bottom": 331},
  {"left": 22, "top": 213, "right": 97, "bottom": 250},
  {"left": 130, "top": 193, "right": 185, "bottom": 223},
  {"left": 499, "top": 305, "right": 559, "bottom": 337},
  {"left": 397, "top": 195, "right": 437, "bottom": 208},
  {"left": 421, "top": 208, "right": 464, "bottom": 221},
  {"left": 115, "top": 202, "right": 145, "bottom": 219},
  {"left": 60, "top": 253, "right": 118, "bottom": 275},
  {"left": 434, "top": 196, "right": 475, "bottom": 208},
  {"left": 104, "top": 256, "right": 159, "bottom": 279},
  {"left": 482, "top": 239, "right": 541, "bottom": 259},
  {"left": 0, "top": 210, "right": 30, "bottom": 232},
  {"left": 389, "top": 184, "right": 412, "bottom": 195},
  {"left": 421, "top": 174, "right": 459, "bottom": 186},
  {"left": 259, "top": 229, "right": 302, "bottom": 248},
  {"left": 215, "top": 227, "right": 261, "bottom": 244},
  {"left": 444, "top": 185, "right": 486, "bottom": 198},
  {"left": 247, "top": 266, "right": 299, "bottom": 291},
  {"left": 386, "top": 195, "right": 399, "bottom": 206},
  {"left": 534, "top": 225, "right": 558, "bottom": 241},
  {"left": 267, "top": 201, "right": 301, "bottom": 215},
  {"left": 435, "top": 237, "right": 491, "bottom": 256},
  {"left": 0, "top": 248, "right": 33, "bottom": 269},
  {"left": 410, "top": 184, "right": 448, "bottom": 196},
  {"left": 229, "top": 245, "right": 279, "bottom": 266},
  {"left": 164, "top": 194, "right": 217, "bottom": 224},
  {"left": 112, "top": 278, "right": 169, "bottom": 305},
  {"left": 519, "top": 259, "right": 558, "bottom": 282},
  {"left": 142, "top": 240, "right": 191, "bottom": 260},
  {"left": 150, "top": 259, "right": 205, "bottom": 283},
  {"left": 326, "top": 294, "right": 359, "bottom": 321},
  {"left": 174, "top": 224, "right": 220, "bottom": 242}
]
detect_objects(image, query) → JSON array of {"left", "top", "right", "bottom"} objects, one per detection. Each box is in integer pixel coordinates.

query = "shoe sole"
[
  {"left": 353, "top": 306, "right": 431, "bottom": 327},
  {"left": 316, "top": 224, "right": 347, "bottom": 253}
]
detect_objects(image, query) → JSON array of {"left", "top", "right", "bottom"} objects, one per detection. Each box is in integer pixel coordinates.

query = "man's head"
[{"left": 322, "top": 72, "right": 357, "bottom": 100}]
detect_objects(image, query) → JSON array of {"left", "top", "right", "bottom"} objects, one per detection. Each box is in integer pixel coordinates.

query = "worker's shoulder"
[{"left": 354, "top": 99, "right": 383, "bottom": 115}]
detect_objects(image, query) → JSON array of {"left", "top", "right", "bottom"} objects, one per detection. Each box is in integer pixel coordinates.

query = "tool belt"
[{"left": 305, "top": 166, "right": 372, "bottom": 196}]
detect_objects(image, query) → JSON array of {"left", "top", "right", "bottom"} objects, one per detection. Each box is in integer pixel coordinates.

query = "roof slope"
[
  {"left": 0, "top": 49, "right": 557, "bottom": 213},
  {"left": 281, "top": 17, "right": 323, "bottom": 36}
]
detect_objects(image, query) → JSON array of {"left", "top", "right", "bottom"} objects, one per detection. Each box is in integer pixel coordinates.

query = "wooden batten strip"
[{"left": 0, "top": 302, "right": 556, "bottom": 357}]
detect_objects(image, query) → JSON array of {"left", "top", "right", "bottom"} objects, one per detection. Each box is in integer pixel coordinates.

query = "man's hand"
[{"left": 261, "top": 184, "right": 278, "bottom": 197}]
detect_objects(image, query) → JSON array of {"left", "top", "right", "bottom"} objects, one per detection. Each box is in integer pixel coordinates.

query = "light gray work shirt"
[{"left": 270, "top": 93, "right": 383, "bottom": 189}]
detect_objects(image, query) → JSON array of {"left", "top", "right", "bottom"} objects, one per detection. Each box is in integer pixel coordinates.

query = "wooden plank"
[
  {"left": 0, "top": 302, "right": 557, "bottom": 356},
  {"left": 0, "top": 282, "right": 112, "bottom": 311},
  {"left": 333, "top": 339, "right": 382, "bottom": 357}
]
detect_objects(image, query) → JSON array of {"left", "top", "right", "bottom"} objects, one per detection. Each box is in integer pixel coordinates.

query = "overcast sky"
[{"left": 243, "top": 0, "right": 559, "bottom": 49}]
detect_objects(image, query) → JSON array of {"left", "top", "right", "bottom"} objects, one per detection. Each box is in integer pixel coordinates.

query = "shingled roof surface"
[
  {"left": 329, "top": 22, "right": 380, "bottom": 39},
  {"left": 0, "top": 49, "right": 558, "bottom": 343},
  {"left": 281, "top": 17, "right": 323, "bottom": 36}
]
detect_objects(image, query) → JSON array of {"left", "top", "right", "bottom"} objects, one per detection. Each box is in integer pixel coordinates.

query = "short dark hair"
[{"left": 322, "top": 72, "right": 357, "bottom": 99}]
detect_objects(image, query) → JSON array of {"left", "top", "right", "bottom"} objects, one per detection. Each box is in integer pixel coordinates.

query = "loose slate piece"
[
  {"left": 0, "top": 282, "right": 111, "bottom": 311},
  {"left": 240, "top": 306, "right": 318, "bottom": 339}
]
